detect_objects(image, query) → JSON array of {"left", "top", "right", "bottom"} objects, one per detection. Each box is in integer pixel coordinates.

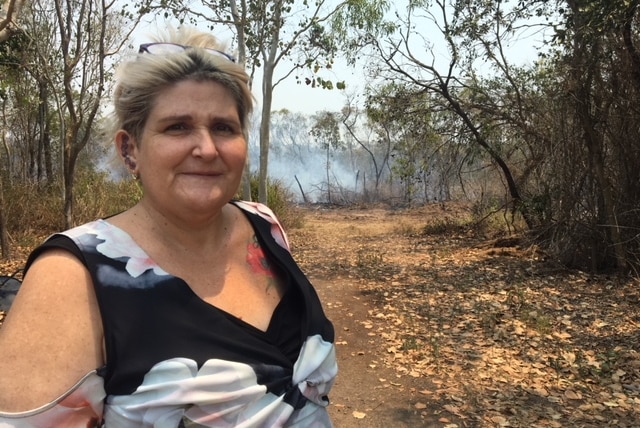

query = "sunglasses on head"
[{"left": 138, "top": 42, "right": 236, "bottom": 63}]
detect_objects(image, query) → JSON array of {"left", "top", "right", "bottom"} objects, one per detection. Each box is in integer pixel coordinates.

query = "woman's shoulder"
[
  {"left": 25, "top": 220, "right": 110, "bottom": 272},
  {"left": 230, "top": 200, "right": 290, "bottom": 251},
  {"left": 231, "top": 200, "right": 277, "bottom": 220},
  {"left": 60, "top": 219, "right": 111, "bottom": 240},
  {"left": 0, "top": 246, "right": 104, "bottom": 412}
]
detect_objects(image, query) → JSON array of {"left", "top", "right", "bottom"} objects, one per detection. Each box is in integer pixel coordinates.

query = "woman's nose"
[{"left": 193, "top": 129, "right": 219, "bottom": 158}]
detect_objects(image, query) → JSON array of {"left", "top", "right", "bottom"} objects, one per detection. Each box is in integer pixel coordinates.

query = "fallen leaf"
[
  {"left": 443, "top": 404, "right": 462, "bottom": 416},
  {"left": 564, "top": 389, "right": 582, "bottom": 400},
  {"left": 490, "top": 415, "right": 507, "bottom": 425},
  {"left": 352, "top": 411, "right": 366, "bottom": 419}
]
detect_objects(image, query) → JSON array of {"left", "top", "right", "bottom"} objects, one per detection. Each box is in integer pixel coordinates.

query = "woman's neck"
[{"left": 123, "top": 200, "right": 237, "bottom": 257}]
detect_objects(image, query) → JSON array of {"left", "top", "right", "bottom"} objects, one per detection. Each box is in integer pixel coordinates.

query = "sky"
[
  {"left": 263, "top": 75, "right": 356, "bottom": 115},
  {"left": 131, "top": 1, "right": 549, "bottom": 117},
  {"left": 129, "top": 2, "right": 376, "bottom": 116},
  {"left": 250, "top": 8, "right": 548, "bottom": 116}
]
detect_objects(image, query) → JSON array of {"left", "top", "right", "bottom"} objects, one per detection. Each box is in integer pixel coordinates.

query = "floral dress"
[{"left": 0, "top": 201, "right": 337, "bottom": 427}]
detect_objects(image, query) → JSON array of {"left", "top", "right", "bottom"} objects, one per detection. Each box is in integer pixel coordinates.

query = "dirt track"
[{"left": 290, "top": 205, "right": 640, "bottom": 427}]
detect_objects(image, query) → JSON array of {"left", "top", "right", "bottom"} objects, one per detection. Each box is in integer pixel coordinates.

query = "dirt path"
[
  {"left": 313, "top": 277, "right": 433, "bottom": 426},
  {"left": 289, "top": 205, "right": 640, "bottom": 428},
  {"left": 291, "top": 206, "right": 465, "bottom": 427}
]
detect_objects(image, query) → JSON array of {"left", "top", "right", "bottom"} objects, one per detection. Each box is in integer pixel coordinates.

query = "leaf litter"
[{"left": 290, "top": 204, "right": 640, "bottom": 427}]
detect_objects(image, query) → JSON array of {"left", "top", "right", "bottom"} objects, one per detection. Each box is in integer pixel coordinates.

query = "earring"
[
  {"left": 124, "top": 156, "right": 137, "bottom": 171},
  {"left": 130, "top": 170, "right": 140, "bottom": 181},
  {"left": 121, "top": 135, "right": 138, "bottom": 179}
]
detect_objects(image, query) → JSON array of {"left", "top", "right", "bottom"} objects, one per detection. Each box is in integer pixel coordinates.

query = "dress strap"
[{"left": 0, "top": 370, "right": 105, "bottom": 427}]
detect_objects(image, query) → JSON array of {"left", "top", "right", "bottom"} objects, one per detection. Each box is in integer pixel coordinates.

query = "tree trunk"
[
  {"left": 575, "top": 84, "right": 627, "bottom": 272},
  {"left": 0, "top": 159, "right": 10, "bottom": 260},
  {"left": 567, "top": 0, "right": 628, "bottom": 272},
  {"left": 443, "top": 85, "right": 533, "bottom": 229},
  {"left": 241, "top": 158, "right": 252, "bottom": 201},
  {"left": 294, "top": 175, "right": 307, "bottom": 203},
  {"left": 258, "top": 62, "right": 275, "bottom": 204},
  {"left": 326, "top": 147, "right": 331, "bottom": 203},
  {"left": 37, "top": 79, "right": 47, "bottom": 182},
  {"left": 38, "top": 79, "right": 53, "bottom": 184},
  {"left": 0, "top": 0, "right": 26, "bottom": 42},
  {"left": 63, "top": 132, "right": 77, "bottom": 229}
]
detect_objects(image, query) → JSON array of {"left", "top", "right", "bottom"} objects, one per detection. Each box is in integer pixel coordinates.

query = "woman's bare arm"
[{"left": 0, "top": 249, "right": 104, "bottom": 411}]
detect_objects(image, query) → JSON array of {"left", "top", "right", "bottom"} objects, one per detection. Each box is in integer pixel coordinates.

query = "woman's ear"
[{"left": 115, "top": 131, "right": 138, "bottom": 175}]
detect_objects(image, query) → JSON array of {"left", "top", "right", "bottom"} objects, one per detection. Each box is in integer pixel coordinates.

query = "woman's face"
[{"left": 129, "top": 79, "right": 247, "bottom": 220}]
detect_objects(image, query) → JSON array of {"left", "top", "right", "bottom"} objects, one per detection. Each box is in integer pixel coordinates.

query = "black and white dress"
[{"left": 0, "top": 201, "right": 337, "bottom": 427}]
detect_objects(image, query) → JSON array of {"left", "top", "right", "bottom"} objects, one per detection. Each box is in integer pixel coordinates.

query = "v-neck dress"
[{"left": 0, "top": 201, "right": 337, "bottom": 427}]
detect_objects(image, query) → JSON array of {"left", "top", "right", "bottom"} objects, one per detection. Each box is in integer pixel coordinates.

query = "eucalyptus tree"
[
  {"left": 136, "top": 0, "right": 391, "bottom": 203},
  {"left": 563, "top": 0, "right": 636, "bottom": 272},
  {"left": 0, "top": 31, "right": 28, "bottom": 257},
  {"left": 0, "top": 29, "right": 35, "bottom": 180},
  {"left": 0, "top": 0, "right": 25, "bottom": 42},
  {"left": 269, "top": 109, "right": 312, "bottom": 164},
  {"left": 369, "top": 83, "right": 436, "bottom": 203},
  {"left": 343, "top": 0, "right": 555, "bottom": 228},
  {"left": 336, "top": 102, "right": 378, "bottom": 200},
  {"left": 355, "top": 0, "right": 640, "bottom": 273},
  {"left": 7, "top": 2, "right": 63, "bottom": 184},
  {"left": 43, "top": 0, "right": 139, "bottom": 227},
  {"left": 4, "top": 0, "right": 143, "bottom": 227},
  {"left": 0, "top": 19, "right": 57, "bottom": 257},
  {"left": 352, "top": 81, "right": 460, "bottom": 204},
  {"left": 310, "top": 110, "right": 342, "bottom": 203},
  {"left": 262, "top": 109, "right": 314, "bottom": 202},
  {"left": 528, "top": 0, "right": 640, "bottom": 273},
  {"left": 340, "top": 99, "right": 390, "bottom": 200}
]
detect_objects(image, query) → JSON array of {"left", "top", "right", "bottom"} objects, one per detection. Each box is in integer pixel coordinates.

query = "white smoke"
[{"left": 248, "top": 110, "right": 358, "bottom": 203}]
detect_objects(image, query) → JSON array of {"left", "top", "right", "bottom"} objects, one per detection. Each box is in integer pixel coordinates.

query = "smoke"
[{"left": 248, "top": 136, "right": 357, "bottom": 203}]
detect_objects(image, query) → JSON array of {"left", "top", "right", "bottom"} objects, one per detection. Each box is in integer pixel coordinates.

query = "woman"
[{"left": 0, "top": 28, "right": 337, "bottom": 427}]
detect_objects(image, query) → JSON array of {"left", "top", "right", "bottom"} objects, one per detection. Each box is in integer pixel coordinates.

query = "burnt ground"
[{"left": 289, "top": 205, "right": 640, "bottom": 428}]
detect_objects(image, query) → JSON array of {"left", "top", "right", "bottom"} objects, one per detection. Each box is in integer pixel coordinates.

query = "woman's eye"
[
  {"left": 211, "top": 123, "right": 237, "bottom": 135},
  {"left": 166, "top": 123, "right": 189, "bottom": 133}
]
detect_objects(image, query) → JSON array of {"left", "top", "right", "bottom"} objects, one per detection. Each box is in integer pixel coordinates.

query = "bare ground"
[{"left": 289, "top": 204, "right": 640, "bottom": 428}]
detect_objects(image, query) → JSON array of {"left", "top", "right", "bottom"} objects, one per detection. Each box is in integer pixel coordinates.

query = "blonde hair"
[{"left": 112, "top": 27, "right": 253, "bottom": 143}]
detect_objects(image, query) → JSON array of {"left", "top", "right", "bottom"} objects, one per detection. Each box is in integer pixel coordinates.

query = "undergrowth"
[
  {"left": 3, "top": 169, "right": 302, "bottom": 253},
  {"left": 238, "top": 173, "right": 304, "bottom": 230},
  {"left": 421, "top": 215, "right": 475, "bottom": 236}
]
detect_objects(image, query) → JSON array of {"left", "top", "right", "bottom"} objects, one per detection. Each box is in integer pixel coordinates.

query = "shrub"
[
  {"left": 73, "top": 169, "right": 142, "bottom": 223},
  {"left": 3, "top": 170, "right": 141, "bottom": 240},
  {"left": 238, "top": 174, "right": 304, "bottom": 229},
  {"left": 421, "top": 216, "right": 472, "bottom": 236},
  {"left": 3, "top": 181, "right": 64, "bottom": 241},
  {"left": 3, "top": 169, "right": 302, "bottom": 254}
]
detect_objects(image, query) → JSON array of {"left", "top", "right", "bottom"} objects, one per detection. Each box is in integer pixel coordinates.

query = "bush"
[
  {"left": 3, "top": 170, "right": 141, "bottom": 242},
  {"left": 2, "top": 169, "right": 302, "bottom": 253},
  {"left": 238, "top": 174, "right": 304, "bottom": 229},
  {"left": 73, "top": 169, "right": 142, "bottom": 223},
  {"left": 3, "top": 181, "right": 64, "bottom": 245},
  {"left": 421, "top": 216, "right": 472, "bottom": 236}
]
